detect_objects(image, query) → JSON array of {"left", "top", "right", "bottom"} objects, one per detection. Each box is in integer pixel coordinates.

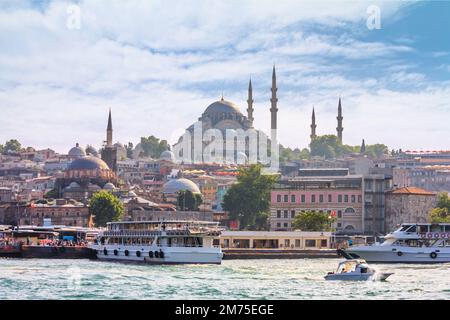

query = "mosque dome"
[
  {"left": 68, "top": 143, "right": 86, "bottom": 158},
  {"left": 162, "top": 178, "right": 201, "bottom": 195},
  {"left": 85, "top": 145, "right": 99, "bottom": 157},
  {"left": 160, "top": 150, "right": 175, "bottom": 162},
  {"left": 203, "top": 99, "right": 243, "bottom": 118},
  {"left": 68, "top": 156, "right": 110, "bottom": 171},
  {"left": 67, "top": 182, "right": 80, "bottom": 189},
  {"left": 103, "top": 182, "right": 116, "bottom": 190}
]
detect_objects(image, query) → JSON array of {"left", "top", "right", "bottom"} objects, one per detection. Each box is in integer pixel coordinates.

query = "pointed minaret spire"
[
  {"left": 106, "top": 108, "right": 113, "bottom": 147},
  {"left": 270, "top": 65, "right": 278, "bottom": 131},
  {"left": 360, "top": 139, "right": 366, "bottom": 154},
  {"left": 336, "top": 97, "right": 343, "bottom": 143},
  {"left": 247, "top": 78, "right": 254, "bottom": 127},
  {"left": 310, "top": 106, "right": 317, "bottom": 142}
]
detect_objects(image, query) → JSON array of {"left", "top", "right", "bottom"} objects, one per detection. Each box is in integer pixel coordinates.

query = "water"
[{"left": 0, "top": 258, "right": 449, "bottom": 300}]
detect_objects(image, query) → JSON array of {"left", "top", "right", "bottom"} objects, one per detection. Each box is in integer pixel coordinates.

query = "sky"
[{"left": 0, "top": 0, "right": 450, "bottom": 153}]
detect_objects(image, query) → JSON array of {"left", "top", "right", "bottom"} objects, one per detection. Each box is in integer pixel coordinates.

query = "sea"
[{"left": 0, "top": 258, "right": 449, "bottom": 300}]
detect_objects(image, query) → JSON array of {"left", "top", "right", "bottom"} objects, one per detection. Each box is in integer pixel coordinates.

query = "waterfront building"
[
  {"left": 384, "top": 187, "right": 437, "bottom": 232},
  {"left": 19, "top": 198, "right": 92, "bottom": 227},
  {"left": 270, "top": 168, "right": 393, "bottom": 235},
  {"left": 220, "top": 230, "right": 332, "bottom": 250}
]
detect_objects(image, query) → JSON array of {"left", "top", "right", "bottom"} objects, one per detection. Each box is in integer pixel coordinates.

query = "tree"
[
  {"left": 89, "top": 190, "right": 124, "bottom": 227},
  {"left": 177, "top": 190, "right": 203, "bottom": 211},
  {"left": 429, "top": 192, "right": 450, "bottom": 223},
  {"left": 310, "top": 135, "right": 342, "bottom": 159},
  {"left": 222, "top": 164, "right": 277, "bottom": 230},
  {"left": 44, "top": 188, "right": 60, "bottom": 199},
  {"left": 139, "top": 136, "right": 170, "bottom": 158},
  {"left": 3, "top": 139, "right": 21, "bottom": 153},
  {"left": 292, "top": 211, "right": 335, "bottom": 231}
]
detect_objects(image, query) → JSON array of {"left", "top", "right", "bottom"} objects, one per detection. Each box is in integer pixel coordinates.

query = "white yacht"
[
  {"left": 90, "top": 220, "right": 223, "bottom": 264},
  {"left": 343, "top": 223, "right": 450, "bottom": 263}
]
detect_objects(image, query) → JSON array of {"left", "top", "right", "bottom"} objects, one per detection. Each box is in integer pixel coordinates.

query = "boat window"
[
  {"left": 400, "top": 224, "right": 412, "bottom": 231},
  {"left": 406, "top": 225, "right": 417, "bottom": 233},
  {"left": 418, "top": 225, "right": 429, "bottom": 233}
]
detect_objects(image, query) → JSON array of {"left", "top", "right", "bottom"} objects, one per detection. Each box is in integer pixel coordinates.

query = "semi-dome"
[
  {"left": 68, "top": 156, "right": 110, "bottom": 171},
  {"left": 203, "top": 99, "right": 243, "bottom": 117},
  {"left": 162, "top": 178, "right": 201, "bottom": 194},
  {"left": 160, "top": 150, "right": 175, "bottom": 162},
  {"left": 68, "top": 143, "right": 86, "bottom": 158},
  {"left": 103, "top": 182, "right": 116, "bottom": 190}
]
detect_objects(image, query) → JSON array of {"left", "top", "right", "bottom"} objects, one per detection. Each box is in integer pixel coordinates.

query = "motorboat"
[{"left": 324, "top": 259, "right": 393, "bottom": 281}]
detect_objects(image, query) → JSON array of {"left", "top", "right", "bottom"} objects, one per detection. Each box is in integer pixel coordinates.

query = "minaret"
[
  {"left": 360, "top": 139, "right": 366, "bottom": 154},
  {"left": 270, "top": 65, "right": 278, "bottom": 131},
  {"left": 310, "top": 107, "right": 317, "bottom": 142},
  {"left": 106, "top": 108, "right": 113, "bottom": 147},
  {"left": 336, "top": 97, "right": 343, "bottom": 143},
  {"left": 247, "top": 78, "right": 254, "bottom": 127}
]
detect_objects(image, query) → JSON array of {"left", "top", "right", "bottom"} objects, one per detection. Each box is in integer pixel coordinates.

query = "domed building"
[
  {"left": 162, "top": 178, "right": 201, "bottom": 204},
  {"left": 160, "top": 150, "right": 175, "bottom": 162},
  {"left": 58, "top": 155, "right": 116, "bottom": 201},
  {"left": 85, "top": 145, "right": 99, "bottom": 157},
  {"left": 173, "top": 68, "right": 280, "bottom": 165},
  {"left": 68, "top": 143, "right": 86, "bottom": 159}
]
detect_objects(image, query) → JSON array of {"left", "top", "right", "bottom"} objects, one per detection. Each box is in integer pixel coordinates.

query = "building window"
[
  {"left": 277, "top": 195, "right": 281, "bottom": 202},
  {"left": 319, "top": 194, "right": 324, "bottom": 203},
  {"left": 284, "top": 195, "right": 288, "bottom": 202},
  {"left": 283, "top": 222, "right": 288, "bottom": 228},
  {"left": 291, "top": 195, "right": 296, "bottom": 203},
  {"left": 328, "top": 194, "right": 332, "bottom": 202},
  {"left": 351, "top": 195, "right": 356, "bottom": 203},
  {"left": 338, "top": 210, "right": 342, "bottom": 218},
  {"left": 344, "top": 195, "right": 349, "bottom": 203},
  {"left": 277, "top": 210, "right": 281, "bottom": 218},
  {"left": 358, "top": 195, "right": 362, "bottom": 203},
  {"left": 291, "top": 210, "right": 295, "bottom": 218},
  {"left": 338, "top": 195, "right": 342, "bottom": 203},
  {"left": 321, "top": 239, "right": 328, "bottom": 247},
  {"left": 295, "top": 239, "right": 301, "bottom": 247},
  {"left": 301, "top": 195, "right": 306, "bottom": 203},
  {"left": 284, "top": 210, "right": 288, "bottom": 218},
  {"left": 277, "top": 223, "right": 281, "bottom": 228},
  {"left": 305, "top": 239, "right": 316, "bottom": 247},
  {"left": 311, "top": 195, "right": 316, "bottom": 203},
  {"left": 337, "top": 223, "right": 342, "bottom": 228}
]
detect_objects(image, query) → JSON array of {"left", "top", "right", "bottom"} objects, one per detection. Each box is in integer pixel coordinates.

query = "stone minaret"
[
  {"left": 336, "top": 97, "right": 343, "bottom": 143},
  {"left": 310, "top": 107, "right": 317, "bottom": 142},
  {"left": 106, "top": 108, "right": 113, "bottom": 147},
  {"left": 247, "top": 78, "right": 254, "bottom": 127},
  {"left": 270, "top": 65, "right": 278, "bottom": 131}
]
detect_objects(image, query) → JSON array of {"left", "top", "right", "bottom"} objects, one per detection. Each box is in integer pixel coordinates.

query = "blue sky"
[{"left": 0, "top": 0, "right": 449, "bottom": 153}]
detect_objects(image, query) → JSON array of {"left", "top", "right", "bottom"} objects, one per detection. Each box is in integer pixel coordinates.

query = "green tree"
[
  {"left": 4, "top": 139, "right": 21, "bottom": 153},
  {"left": 177, "top": 190, "right": 203, "bottom": 211},
  {"left": 429, "top": 193, "right": 450, "bottom": 223},
  {"left": 222, "top": 164, "right": 277, "bottom": 230},
  {"left": 140, "top": 136, "right": 170, "bottom": 158},
  {"left": 310, "top": 135, "right": 342, "bottom": 159},
  {"left": 89, "top": 190, "right": 124, "bottom": 227},
  {"left": 292, "top": 211, "right": 335, "bottom": 231}
]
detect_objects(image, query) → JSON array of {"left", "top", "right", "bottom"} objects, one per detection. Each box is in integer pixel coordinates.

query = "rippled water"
[{"left": 0, "top": 258, "right": 449, "bottom": 300}]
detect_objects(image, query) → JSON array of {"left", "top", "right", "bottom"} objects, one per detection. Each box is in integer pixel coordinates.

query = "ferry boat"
[
  {"left": 343, "top": 223, "right": 450, "bottom": 263},
  {"left": 90, "top": 220, "right": 223, "bottom": 264}
]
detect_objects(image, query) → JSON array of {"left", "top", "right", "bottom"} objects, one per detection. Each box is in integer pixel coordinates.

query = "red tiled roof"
[{"left": 388, "top": 187, "right": 436, "bottom": 196}]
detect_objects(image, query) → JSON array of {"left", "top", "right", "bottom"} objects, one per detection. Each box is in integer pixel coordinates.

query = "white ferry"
[
  {"left": 90, "top": 220, "right": 223, "bottom": 264},
  {"left": 343, "top": 223, "right": 450, "bottom": 263}
]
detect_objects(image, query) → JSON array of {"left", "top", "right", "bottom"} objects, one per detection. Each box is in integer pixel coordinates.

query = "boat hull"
[
  {"left": 324, "top": 272, "right": 393, "bottom": 281},
  {"left": 90, "top": 245, "right": 223, "bottom": 265},
  {"left": 345, "top": 246, "right": 450, "bottom": 263}
]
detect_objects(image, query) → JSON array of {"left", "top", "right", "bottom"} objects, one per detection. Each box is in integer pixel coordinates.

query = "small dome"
[
  {"left": 162, "top": 178, "right": 201, "bottom": 194},
  {"left": 88, "top": 183, "right": 101, "bottom": 190},
  {"left": 103, "top": 182, "right": 116, "bottom": 190},
  {"left": 67, "top": 182, "right": 80, "bottom": 189},
  {"left": 128, "top": 191, "right": 137, "bottom": 198},
  {"left": 68, "top": 143, "right": 86, "bottom": 158},
  {"left": 160, "top": 150, "right": 175, "bottom": 162},
  {"left": 86, "top": 145, "right": 99, "bottom": 157},
  {"left": 68, "top": 156, "right": 110, "bottom": 171}
]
